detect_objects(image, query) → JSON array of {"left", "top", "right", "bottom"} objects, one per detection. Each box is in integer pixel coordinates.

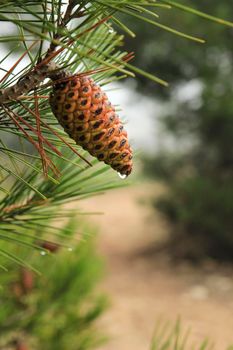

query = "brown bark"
[{"left": 0, "top": 62, "right": 59, "bottom": 104}]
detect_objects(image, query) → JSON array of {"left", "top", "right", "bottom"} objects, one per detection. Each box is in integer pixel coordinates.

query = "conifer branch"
[
  {"left": 0, "top": 62, "right": 58, "bottom": 104},
  {"left": 0, "top": 0, "right": 233, "bottom": 264}
]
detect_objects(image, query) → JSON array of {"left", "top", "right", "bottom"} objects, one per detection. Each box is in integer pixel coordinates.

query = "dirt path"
[{"left": 81, "top": 183, "right": 233, "bottom": 350}]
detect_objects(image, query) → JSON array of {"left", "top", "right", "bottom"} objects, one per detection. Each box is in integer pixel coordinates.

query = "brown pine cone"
[{"left": 50, "top": 75, "right": 133, "bottom": 176}]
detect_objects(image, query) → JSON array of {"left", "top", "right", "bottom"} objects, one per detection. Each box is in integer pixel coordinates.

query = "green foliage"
[
  {"left": 0, "top": 147, "right": 126, "bottom": 267},
  {"left": 0, "top": 0, "right": 232, "bottom": 263},
  {"left": 0, "top": 219, "right": 106, "bottom": 350},
  {"left": 151, "top": 320, "right": 210, "bottom": 350},
  {"left": 156, "top": 176, "right": 233, "bottom": 260},
  {"left": 150, "top": 319, "right": 233, "bottom": 350},
  {"left": 123, "top": 0, "right": 233, "bottom": 94},
  {"left": 0, "top": 2, "right": 232, "bottom": 349},
  {"left": 0, "top": 0, "right": 137, "bottom": 261},
  {"left": 128, "top": 1, "right": 233, "bottom": 260}
]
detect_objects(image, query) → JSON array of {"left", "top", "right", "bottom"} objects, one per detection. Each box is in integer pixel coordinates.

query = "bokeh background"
[
  {"left": 80, "top": 2, "right": 233, "bottom": 349},
  {"left": 0, "top": 1, "right": 233, "bottom": 349}
]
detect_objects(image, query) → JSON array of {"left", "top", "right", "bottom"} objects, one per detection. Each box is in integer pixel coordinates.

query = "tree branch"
[{"left": 0, "top": 62, "right": 59, "bottom": 104}]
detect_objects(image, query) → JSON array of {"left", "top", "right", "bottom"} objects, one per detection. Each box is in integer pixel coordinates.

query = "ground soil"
[{"left": 80, "top": 182, "right": 233, "bottom": 350}]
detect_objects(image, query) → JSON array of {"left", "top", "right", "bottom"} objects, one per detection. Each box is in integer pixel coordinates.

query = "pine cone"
[{"left": 50, "top": 75, "right": 133, "bottom": 176}]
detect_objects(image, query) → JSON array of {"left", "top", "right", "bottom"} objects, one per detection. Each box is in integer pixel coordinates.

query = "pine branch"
[
  {"left": 0, "top": 62, "right": 58, "bottom": 104},
  {"left": 150, "top": 319, "right": 215, "bottom": 350},
  {"left": 0, "top": 0, "right": 233, "bottom": 264}
]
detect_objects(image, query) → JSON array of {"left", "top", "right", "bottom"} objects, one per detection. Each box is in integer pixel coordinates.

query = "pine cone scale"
[{"left": 50, "top": 75, "right": 133, "bottom": 176}]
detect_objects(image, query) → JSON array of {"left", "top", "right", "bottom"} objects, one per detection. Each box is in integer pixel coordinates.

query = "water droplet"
[
  {"left": 40, "top": 251, "right": 46, "bottom": 256},
  {"left": 118, "top": 172, "right": 127, "bottom": 180},
  {"left": 68, "top": 247, "right": 73, "bottom": 252}
]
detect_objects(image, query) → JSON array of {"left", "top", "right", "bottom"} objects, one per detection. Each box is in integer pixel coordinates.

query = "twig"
[
  {"left": 19, "top": 101, "right": 92, "bottom": 167},
  {"left": 45, "top": 0, "right": 82, "bottom": 59},
  {"left": 2, "top": 105, "right": 60, "bottom": 176},
  {"left": 0, "top": 62, "right": 58, "bottom": 104}
]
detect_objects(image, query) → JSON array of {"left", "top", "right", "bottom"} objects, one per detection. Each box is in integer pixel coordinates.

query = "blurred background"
[
  {"left": 80, "top": 1, "right": 233, "bottom": 349},
  {"left": 1, "top": 1, "right": 233, "bottom": 349}
]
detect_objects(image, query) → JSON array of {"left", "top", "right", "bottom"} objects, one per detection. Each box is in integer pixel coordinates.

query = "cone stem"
[{"left": 0, "top": 62, "right": 65, "bottom": 104}]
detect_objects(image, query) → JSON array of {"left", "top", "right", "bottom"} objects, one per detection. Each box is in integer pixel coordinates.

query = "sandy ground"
[{"left": 80, "top": 183, "right": 233, "bottom": 350}]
